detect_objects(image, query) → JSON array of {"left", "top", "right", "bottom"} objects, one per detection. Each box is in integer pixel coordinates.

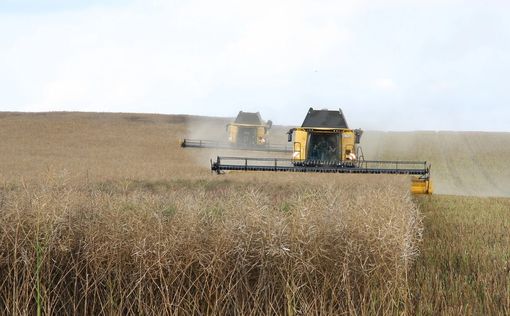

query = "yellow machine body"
[
  {"left": 291, "top": 128, "right": 358, "bottom": 163},
  {"left": 227, "top": 123, "right": 268, "bottom": 146},
  {"left": 180, "top": 111, "right": 290, "bottom": 152},
  {"left": 411, "top": 177, "right": 433, "bottom": 194},
  {"left": 290, "top": 125, "right": 431, "bottom": 195},
  {"left": 212, "top": 108, "right": 433, "bottom": 195}
]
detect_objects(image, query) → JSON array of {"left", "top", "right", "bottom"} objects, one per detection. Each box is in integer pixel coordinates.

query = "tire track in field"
[
  {"left": 462, "top": 134, "right": 505, "bottom": 196},
  {"left": 363, "top": 131, "right": 510, "bottom": 197},
  {"left": 436, "top": 133, "right": 473, "bottom": 196}
]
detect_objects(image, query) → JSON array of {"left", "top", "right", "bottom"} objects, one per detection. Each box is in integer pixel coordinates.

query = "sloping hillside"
[
  {"left": 186, "top": 119, "right": 510, "bottom": 197},
  {"left": 0, "top": 112, "right": 203, "bottom": 181},
  {"left": 1, "top": 112, "right": 509, "bottom": 196},
  {"left": 362, "top": 131, "right": 510, "bottom": 197}
]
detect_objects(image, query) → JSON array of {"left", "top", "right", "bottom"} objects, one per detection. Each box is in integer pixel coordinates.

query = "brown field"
[
  {"left": 362, "top": 131, "right": 510, "bottom": 197},
  {"left": 0, "top": 111, "right": 509, "bottom": 315}
]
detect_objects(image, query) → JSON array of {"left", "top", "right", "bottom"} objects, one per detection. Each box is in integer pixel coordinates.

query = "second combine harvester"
[
  {"left": 181, "top": 111, "right": 291, "bottom": 152},
  {"left": 211, "top": 107, "right": 432, "bottom": 194}
]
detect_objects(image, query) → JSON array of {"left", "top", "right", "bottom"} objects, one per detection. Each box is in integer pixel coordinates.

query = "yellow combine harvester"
[
  {"left": 181, "top": 111, "right": 291, "bottom": 152},
  {"left": 211, "top": 108, "right": 432, "bottom": 194},
  {"left": 226, "top": 111, "right": 272, "bottom": 147}
]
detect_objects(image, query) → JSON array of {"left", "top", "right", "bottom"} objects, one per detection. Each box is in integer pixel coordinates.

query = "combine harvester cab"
[
  {"left": 181, "top": 111, "right": 291, "bottom": 153},
  {"left": 288, "top": 107, "right": 362, "bottom": 167},
  {"left": 226, "top": 111, "right": 272, "bottom": 147},
  {"left": 211, "top": 107, "right": 433, "bottom": 194}
]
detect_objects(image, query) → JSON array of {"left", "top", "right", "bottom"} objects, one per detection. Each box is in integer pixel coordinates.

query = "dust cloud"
[
  {"left": 183, "top": 118, "right": 510, "bottom": 197},
  {"left": 184, "top": 116, "right": 230, "bottom": 142},
  {"left": 182, "top": 116, "right": 228, "bottom": 168},
  {"left": 360, "top": 131, "right": 510, "bottom": 197},
  {"left": 183, "top": 116, "right": 292, "bottom": 169}
]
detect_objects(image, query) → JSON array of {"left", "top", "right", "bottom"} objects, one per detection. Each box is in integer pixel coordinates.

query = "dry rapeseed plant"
[{"left": 0, "top": 174, "right": 421, "bottom": 315}]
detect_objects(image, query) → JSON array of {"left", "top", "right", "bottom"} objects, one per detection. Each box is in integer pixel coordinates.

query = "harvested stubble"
[{"left": 0, "top": 173, "right": 421, "bottom": 315}]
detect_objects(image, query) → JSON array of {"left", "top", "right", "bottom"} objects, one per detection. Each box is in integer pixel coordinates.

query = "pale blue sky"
[
  {"left": 0, "top": 0, "right": 128, "bottom": 12},
  {"left": 1, "top": 0, "right": 509, "bottom": 131}
]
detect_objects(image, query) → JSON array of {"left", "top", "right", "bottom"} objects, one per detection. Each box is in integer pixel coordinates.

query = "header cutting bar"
[{"left": 211, "top": 156, "right": 430, "bottom": 176}]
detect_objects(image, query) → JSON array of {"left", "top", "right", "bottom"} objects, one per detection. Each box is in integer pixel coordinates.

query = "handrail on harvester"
[{"left": 210, "top": 156, "right": 430, "bottom": 176}]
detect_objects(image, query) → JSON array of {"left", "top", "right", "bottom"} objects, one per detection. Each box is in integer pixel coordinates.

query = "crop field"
[{"left": 0, "top": 112, "right": 509, "bottom": 315}]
